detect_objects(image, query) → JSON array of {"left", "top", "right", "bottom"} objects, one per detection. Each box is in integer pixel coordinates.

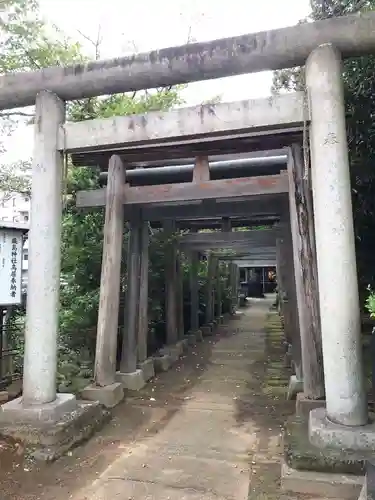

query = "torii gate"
[{"left": 0, "top": 13, "right": 372, "bottom": 483}]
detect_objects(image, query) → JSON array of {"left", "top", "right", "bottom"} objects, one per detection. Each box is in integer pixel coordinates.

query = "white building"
[{"left": 0, "top": 192, "right": 30, "bottom": 224}]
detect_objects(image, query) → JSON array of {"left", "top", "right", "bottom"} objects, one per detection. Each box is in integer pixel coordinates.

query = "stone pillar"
[
  {"left": 118, "top": 218, "right": 145, "bottom": 390},
  {"left": 0, "top": 91, "right": 77, "bottom": 423},
  {"left": 307, "top": 44, "right": 367, "bottom": 426},
  {"left": 189, "top": 251, "right": 200, "bottom": 332},
  {"left": 22, "top": 91, "right": 72, "bottom": 408},
  {"left": 164, "top": 221, "right": 178, "bottom": 345}
]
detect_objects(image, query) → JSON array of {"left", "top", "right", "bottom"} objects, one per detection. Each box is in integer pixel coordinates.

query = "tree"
[
  {"left": 0, "top": 0, "right": 84, "bottom": 203},
  {"left": 272, "top": 0, "right": 375, "bottom": 304}
]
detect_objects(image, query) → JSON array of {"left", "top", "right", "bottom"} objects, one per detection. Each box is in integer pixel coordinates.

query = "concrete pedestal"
[
  {"left": 201, "top": 325, "right": 212, "bottom": 337},
  {"left": 309, "top": 408, "right": 375, "bottom": 452},
  {"left": 296, "top": 393, "right": 326, "bottom": 418},
  {"left": 287, "top": 375, "right": 304, "bottom": 401},
  {"left": 0, "top": 395, "right": 109, "bottom": 461},
  {"left": 138, "top": 358, "right": 155, "bottom": 381},
  {"left": 116, "top": 369, "right": 145, "bottom": 391},
  {"left": 153, "top": 354, "right": 172, "bottom": 373},
  {"left": 178, "top": 339, "right": 189, "bottom": 353},
  {"left": 0, "top": 393, "right": 77, "bottom": 423},
  {"left": 81, "top": 383, "right": 124, "bottom": 408},
  {"left": 358, "top": 482, "right": 367, "bottom": 500},
  {"left": 194, "top": 330, "right": 203, "bottom": 342},
  {"left": 187, "top": 332, "right": 197, "bottom": 346},
  {"left": 160, "top": 343, "right": 183, "bottom": 363},
  {"left": 283, "top": 414, "right": 365, "bottom": 498}
]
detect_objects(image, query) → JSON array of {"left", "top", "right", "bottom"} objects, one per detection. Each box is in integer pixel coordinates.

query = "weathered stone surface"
[
  {"left": 296, "top": 393, "right": 326, "bottom": 418},
  {"left": 309, "top": 408, "right": 375, "bottom": 452},
  {"left": 6, "top": 379, "right": 22, "bottom": 399},
  {"left": 281, "top": 460, "right": 363, "bottom": 499},
  {"left": 187, "top": 333, "right": 197, "bottom": 346},
  {"left": 0, "top": 400, "right": 110, "bottom": 461},
  {"left": 80, "top": 382, "right": 124, "bottom": 408},
  {"left": 0, "top": 393, "right": 77, "bottom": 424},
  {"left": 284, "top": 415, "right": 365, "bottom": 475},
  {"left": 287, "top": 375, "right": 303, "bottom": 400},
  {"left": 116, "top": 369, "right": 146, "bottom": 391},
  {"left": 138, "top": 358, "right": 155, "bottom": 381},
  {"left": 0, "top": 391, "right": 8, "bottom": 403},
  {"left": 153, "top": 354, "right": 172, "bottom": 373},
  {"left": 201, "top": 325, "right": 213, "bottom": 337}
]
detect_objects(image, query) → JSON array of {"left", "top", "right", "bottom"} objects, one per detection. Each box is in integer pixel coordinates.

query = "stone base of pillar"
[
  {"left": 138, "top": 358, "right": 155, "bottom": 382},
  {"left": 223, "top": 312, "right": 231, "bottom": 322},
  {"left": 159, "top": 343, "right": 183, "bottom": 363},
  {"left": 201, "top": 325, "right": 213, "bottom": 337},
  {"left": 281, "top": 460, "right": 363, "bottom": 499},
  {"left": 309, "top": 408, "right": 375, "bottom": 452},
  {"left": 0, "top": 396, "right": 109, "bottom": 461},
  {"left": 177, "top": 339, "right": 189, "bottom": 353},
  {"left": 296, "top": 393, "right": 326, "bottom": 418},
  {"left": 358, "top": 481, "right": 367, "bottom": 500},
  {"left": 0, "top": 393, "right": 77, "bottom": 423},
  {"left": 287, "top": 375, "right": 304, "bottom": 400},
  {"left": 194, "top": 329, "right": 203, "bottom": 342},
  {"left": 216, "top": 316, "right": 224, "bottom": 325},
  {"left": 81, "top": 382, "right": 124, "bottom": 408},
  {"left": 282, "top": 414, "right": 365, "bottom": 498},
  {"left": 116, "top": 369, "right": 145, "bottom": 391},
  {"left": 186, "top": 332, "right": 197, "bottom": 346},
  {"left": 153, "top": 354, "right": 172, "bottom": 373}
]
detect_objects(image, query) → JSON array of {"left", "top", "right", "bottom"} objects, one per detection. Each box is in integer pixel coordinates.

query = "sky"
[{"left": 3, "top": 0, "right": 311, "bottom": 162}]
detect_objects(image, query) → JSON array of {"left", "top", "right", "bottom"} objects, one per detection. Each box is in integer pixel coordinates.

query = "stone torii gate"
[{"left": 0, "top": 13, "right": 372, "bottom": 489}]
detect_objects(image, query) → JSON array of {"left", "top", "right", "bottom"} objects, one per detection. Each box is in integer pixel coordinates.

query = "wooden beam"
[
  {"left": 206, "top": 253, "right": 216, "bottom": 324},
  {"left": 233, "top": 259, "right": 276, "bottom": 267},
  {"left": 120, "top": 217, "right": 141, "bottom": 373},
  {"left": 143, "top": 198, "right": 286, "bottom": 221},
  {"left": 276, "top": 220, "right": 302, "bottom": 378},
  {"left": 193, "top": 156, "right": 210, "bottom": 182},
  {"left": 2, "top": 12, "right": 375, "bottom": 110},
  {"left": 287, "top": 144, "right": 324, "bottom": 399},
  {"left": 94, "top": 155, "right": 125, "bottom": 386},
  {"left": 179, "top": 229, "right": 276, "bottom": 245},
  {"left": 137, "top": 220, "right": 149, "bottom": 364},
  {"left": 61, "top": 93, "right": 307, "bottom": 153},
  {"left": 164, "top": 221, "right": 178, "bottom": 345},
  {"left": 76, "top": 173, "right": 289, "bottom": 208}
]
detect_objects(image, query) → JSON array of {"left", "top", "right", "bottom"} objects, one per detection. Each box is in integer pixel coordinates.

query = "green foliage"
[
  {"left": 365, "top": 286, "right": 375, "bottom": 318},
  {"left": 0, "top": 0, "right": 84, "bottom": 74}
]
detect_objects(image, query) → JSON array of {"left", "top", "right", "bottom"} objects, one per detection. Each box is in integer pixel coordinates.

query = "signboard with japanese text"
[{"left": 0, "top": 229, "right": 23, "bottom": 305}]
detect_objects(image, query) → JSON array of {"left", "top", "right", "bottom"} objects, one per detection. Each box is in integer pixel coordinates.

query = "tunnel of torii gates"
[{"left": 1, "top": 11, "right": 375, "bottom": 489}]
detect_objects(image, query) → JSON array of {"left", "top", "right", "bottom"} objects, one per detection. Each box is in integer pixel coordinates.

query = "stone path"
[{"left": 1, "top": 297, "right": 336, "bottom": 499}]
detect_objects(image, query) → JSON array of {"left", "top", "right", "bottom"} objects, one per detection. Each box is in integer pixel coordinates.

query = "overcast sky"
[{"left": 4, "top": 0, "right": 311, "bottom": 162}]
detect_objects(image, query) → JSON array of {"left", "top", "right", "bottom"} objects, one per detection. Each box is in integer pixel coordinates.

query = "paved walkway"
[{"left": 2, "top": 297, "right": 335, "bottom": 499}]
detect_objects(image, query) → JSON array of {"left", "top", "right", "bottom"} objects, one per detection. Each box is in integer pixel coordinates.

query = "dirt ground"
[{"left": 0, "top": 297, "right": 335, "bottom": 499}]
